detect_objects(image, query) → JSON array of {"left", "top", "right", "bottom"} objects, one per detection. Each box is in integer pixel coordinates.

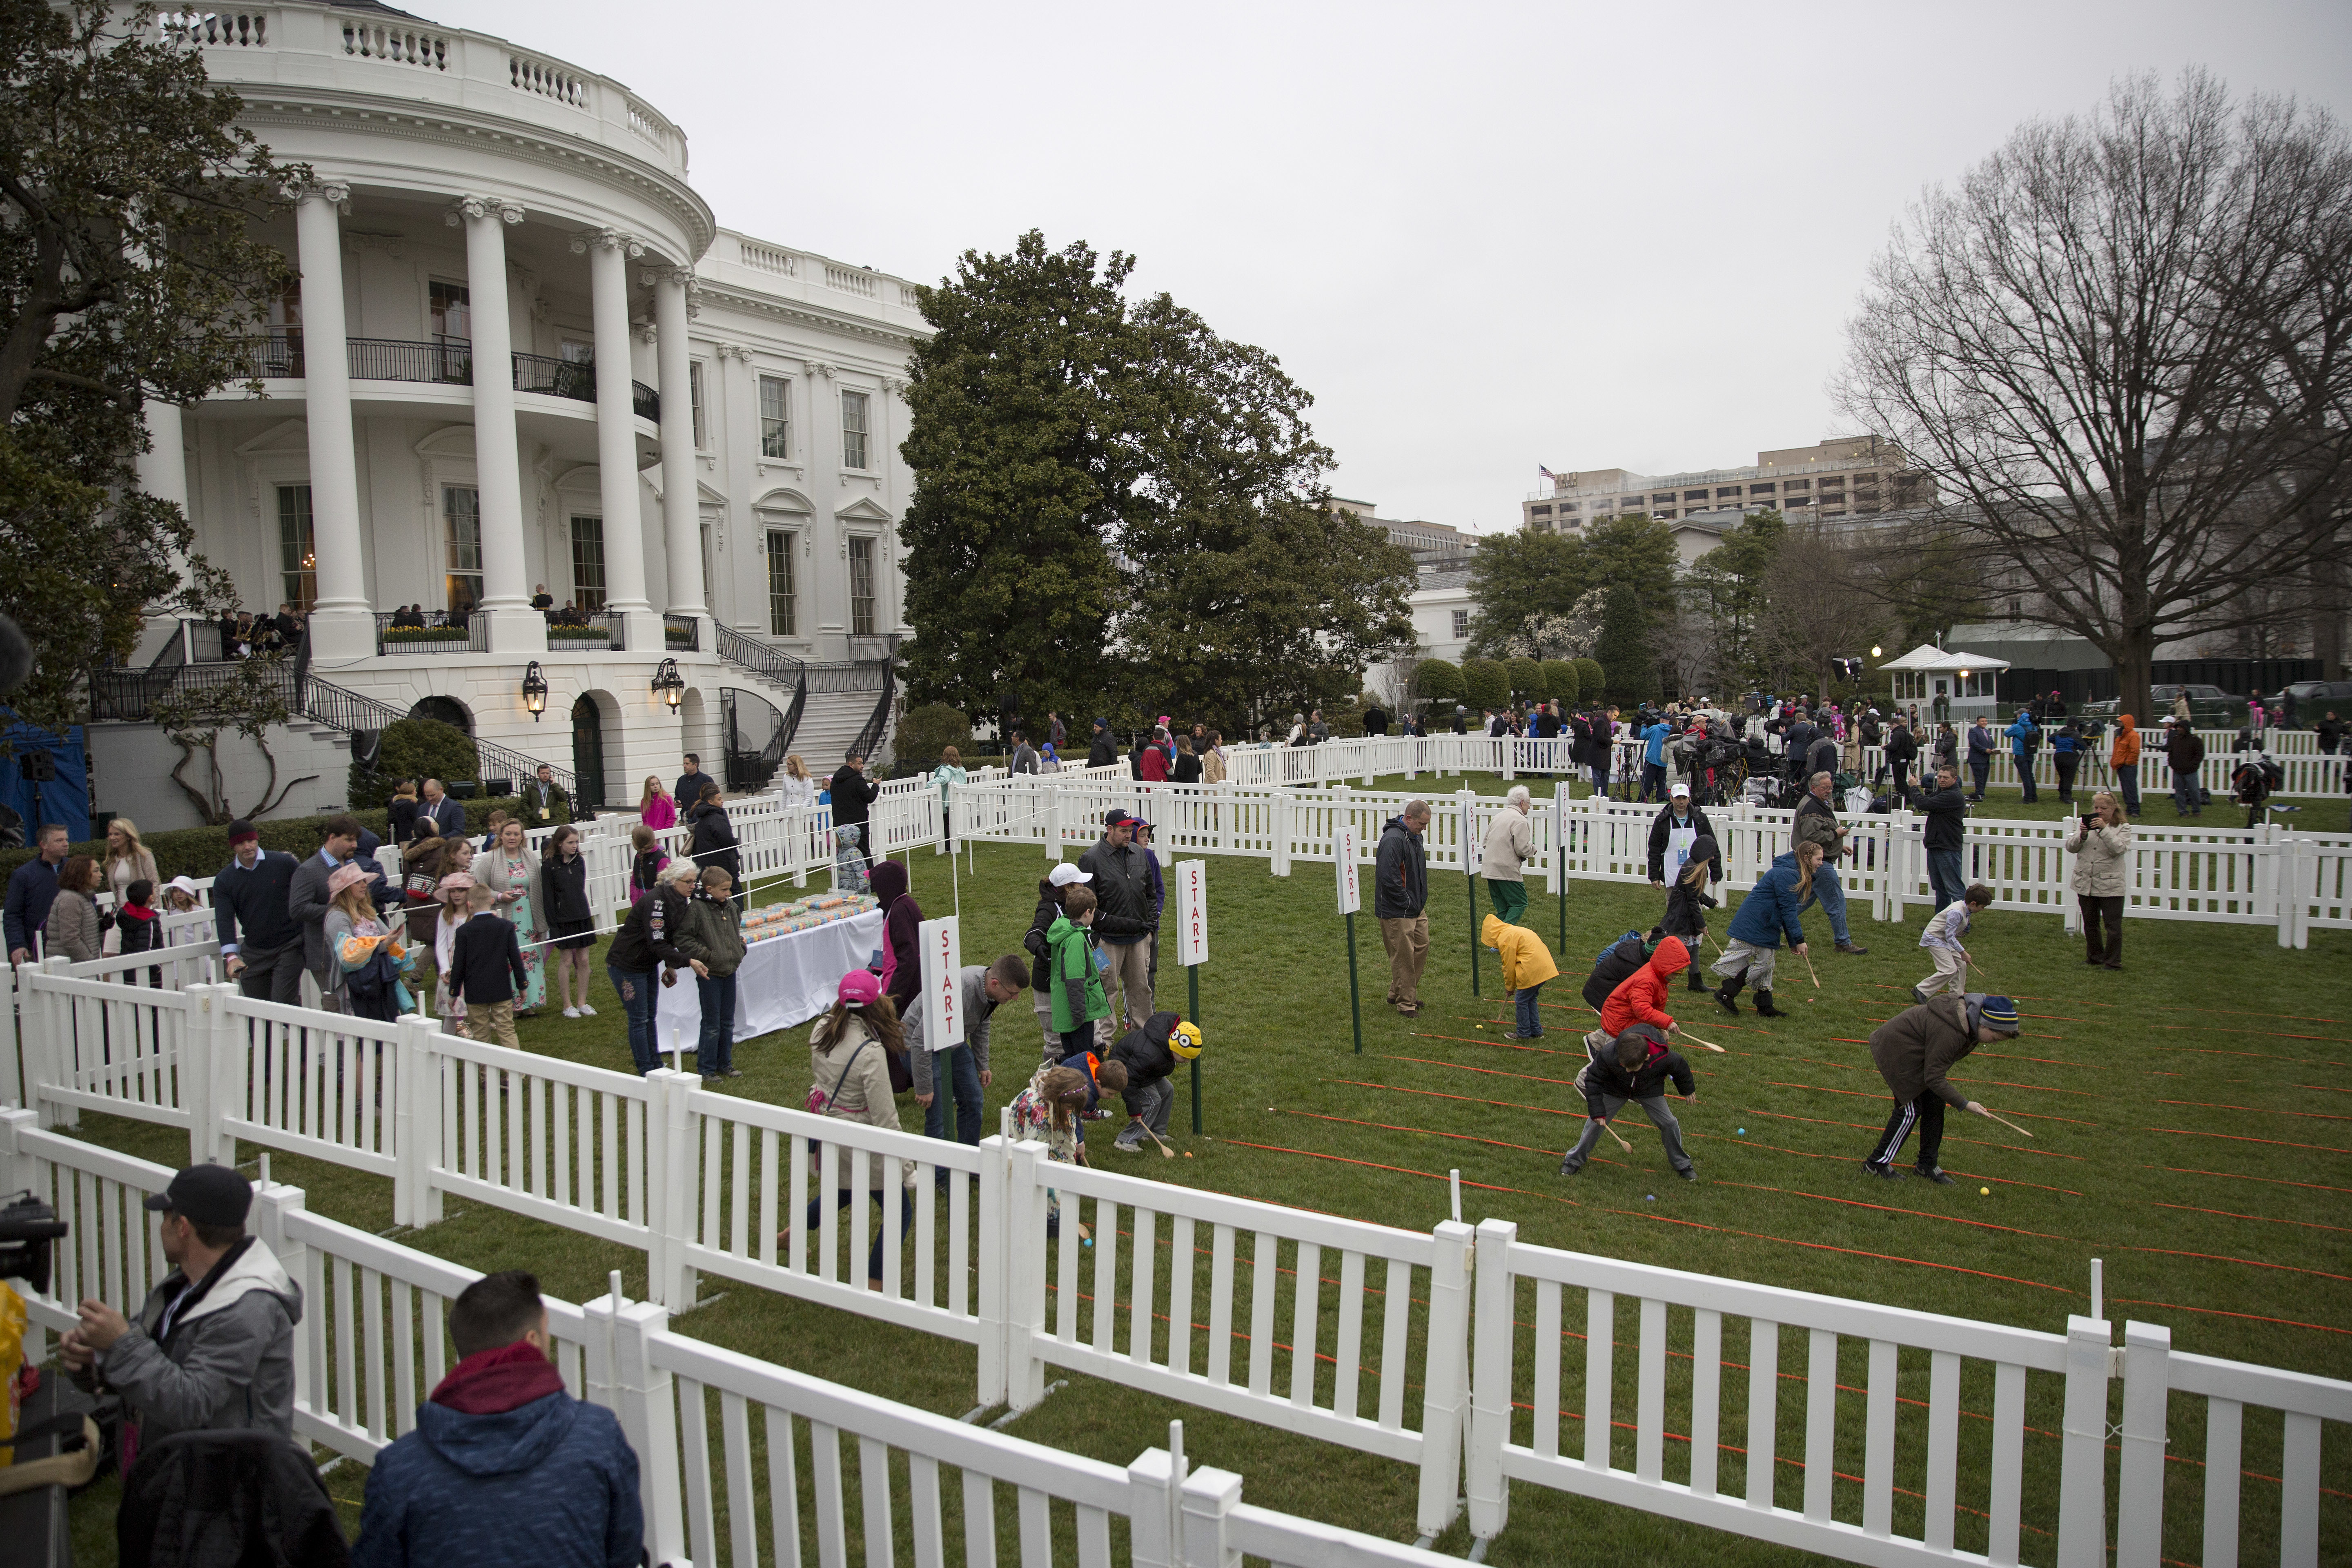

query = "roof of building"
[{"left": 1876, "top": 643, "right": 2012, "bottom": 674}]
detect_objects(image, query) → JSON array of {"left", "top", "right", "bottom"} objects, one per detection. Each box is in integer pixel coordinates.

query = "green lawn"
[{"left": 59, "top": 836, "right": 2352, "bottom": 1565}]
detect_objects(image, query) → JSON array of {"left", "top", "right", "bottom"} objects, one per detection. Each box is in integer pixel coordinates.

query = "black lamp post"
[
  {"left": 652, "top": 657, "right": 686, "bottom": 716},
  {"left": 521, "top": 660, "right": 549, "bottom": 720}
]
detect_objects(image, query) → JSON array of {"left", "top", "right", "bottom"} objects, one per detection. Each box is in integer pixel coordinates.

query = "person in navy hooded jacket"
[{"left": 352, "top": 1270, "right": 640, "bottom": 1568}]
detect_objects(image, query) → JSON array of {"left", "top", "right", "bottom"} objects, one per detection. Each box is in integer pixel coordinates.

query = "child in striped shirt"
[{"left": 1913, "top": 884, "right": 1993, "bottom": 1001}]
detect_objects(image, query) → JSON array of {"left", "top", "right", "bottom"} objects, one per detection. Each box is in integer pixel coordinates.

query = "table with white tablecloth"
[{"left": 655, "top": 908, "right": 884, "bottom": 1051}]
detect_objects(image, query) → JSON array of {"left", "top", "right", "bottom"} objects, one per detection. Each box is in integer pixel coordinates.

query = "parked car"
[
  {"left": 2267, "top": 679, "right": 2352, "bottom": 719},
  {"left": 2080, "top": 684, "right": 2244, "bottom": 727}
]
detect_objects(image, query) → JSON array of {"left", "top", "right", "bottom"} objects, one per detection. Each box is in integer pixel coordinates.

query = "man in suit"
[
  {"left": 288, "top": 815, "right": 367, "bottom": 1009},
  {"left": 519, "top": 763, "right": 569, "bottom": 831},
  {"left": 419, "top": 778, "right": 466, "bottom": 840},
  {"left": 674, "top": 753, "right": 712, "bottom": 814},
  {"left": 214, "top": 821, "right": 305, "bottom": 1004}
]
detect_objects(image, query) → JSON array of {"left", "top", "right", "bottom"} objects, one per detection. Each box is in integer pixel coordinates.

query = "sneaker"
[
  {"left": 1399, "top": 1002, "right": 1419, "bottom": 1018},
  {"left": 1862, "top": 1160, "right": 1908, "bottom": 1181},
  {"left": 1835, "top": 941, "right": 1869, "bottom": 956},
  {"left": 1557, "top": 1159, "right": 1583, "bottom": 1177},
  {"left": 1677, "top": 1168, "right": 1698, "bottom": 1183},
  {"left": 1916, "top": 1166, "right": 1956, "bottom": 1185},
  {"left": 577, "top": 1003, "right": 597, "bottom": 1016},
  {"left": 1111, "top": 1137, "right": 1145, "bottom": 1155},
  {"left": 563, "top": 1007, "right": 583, "bottom": 1019},
  {"left": 1909, "top": 986, "right": 1928, "bottom": 1004}
]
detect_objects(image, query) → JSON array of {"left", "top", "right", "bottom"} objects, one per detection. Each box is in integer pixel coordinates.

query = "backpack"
[{"left": 1592, "top": 929, "right": 1645, "bottom": 971}]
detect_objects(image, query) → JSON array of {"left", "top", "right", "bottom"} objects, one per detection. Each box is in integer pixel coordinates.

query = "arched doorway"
[
  {"left": 409, "top": 695, "right": 473, "bottom": 734},
  {"left": 572, "top": 695, "right": 606, "bottom": 809}
]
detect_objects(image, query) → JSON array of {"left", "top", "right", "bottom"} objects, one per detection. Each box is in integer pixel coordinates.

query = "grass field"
[{"left": 58, "top": 813, "right": 2352, "bottom": 1565}]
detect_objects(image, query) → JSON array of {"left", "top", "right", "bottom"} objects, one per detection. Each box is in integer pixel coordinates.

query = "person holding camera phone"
[{"left": 2065, "top": 791, "right": 2133, "bottom": 969}]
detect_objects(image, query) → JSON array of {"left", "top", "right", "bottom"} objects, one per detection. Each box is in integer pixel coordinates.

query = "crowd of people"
[{"left": 211, "top": 602, "right": 307, "bottom": 658}]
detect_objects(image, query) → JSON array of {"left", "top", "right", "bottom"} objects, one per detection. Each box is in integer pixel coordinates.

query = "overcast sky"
[{"left": 455, "top": 0, "right": 2352, "bottom": 532}]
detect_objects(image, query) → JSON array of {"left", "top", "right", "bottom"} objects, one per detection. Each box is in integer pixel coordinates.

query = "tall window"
[
  {"left": 276, "top": 484, "right": 316, "bottom": 610},
  {"left": 758, "top": 375, "right": 791, "bottom": 458},
  {"left": 429, "top": 281, "right": 471, "bottom": 381},
  {"left": 569, "top": 516, "right": 607, "bottom": 612},
  {"left": 1450, "top": 609, "right": 1470, "bottom": 639},
  {"left": 443, "top": 486, "right": 483, "bottom": 612},
  {"left": 765, "top": 530, "right": 797, "bottom": 635},
  {"left": 847, "top": 535, "right": 876, "bottom": 635},
  {"left": 689, "top": 361, "right": 707, "bottom": 448},
  {"left": 840, "top": 389, "right": 870, "bottom": 470}
]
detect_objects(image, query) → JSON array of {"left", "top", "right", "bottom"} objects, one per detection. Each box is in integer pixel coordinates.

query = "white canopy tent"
[{"left": 1875, "top": 643, "right": 2011, "bottom": 720}]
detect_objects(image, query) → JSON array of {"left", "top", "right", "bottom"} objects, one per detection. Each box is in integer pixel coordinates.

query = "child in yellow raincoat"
[{"left": 1482, "top": 912, "right": 1559, "bottom": 1040}]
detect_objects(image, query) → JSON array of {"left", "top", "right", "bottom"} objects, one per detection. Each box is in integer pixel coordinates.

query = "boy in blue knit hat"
[{"left": 1862, "top": 991, "right": 2021, "bottom": 1184}]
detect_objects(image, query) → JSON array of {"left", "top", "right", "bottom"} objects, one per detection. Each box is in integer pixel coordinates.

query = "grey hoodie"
[{"left": 88, "top": 1234, "right": 302, "bottom": 1446}]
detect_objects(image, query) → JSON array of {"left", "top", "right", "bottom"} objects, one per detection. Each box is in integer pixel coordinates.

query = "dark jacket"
[
  {"left": 1868, "top": 993, "right": 1985, "bottom": 1110},
  {"left": 1918, "top": 781, "right": 1967, "bottom": 852},
  {"left": 1784, "top": 721, "right": 1818, "bottom": 766},
  {"left": 1087, "top": 729, "right": 1119, "bottom": 768},
  {"left": 1884, "top": 728, "right": 1919, "bottom": 766},
  {"left": 212, "top": 850, "right": 301, "bottom": 957},
  {"left": 1661, "top": 875, "right": 1716, "bottom": 941},
  {"left": 519, "top": 777, "right": 570, "bottom": 830},
  {"left": 387, "top": 795, "right": 421, "bottom": 845},
  {"left": 674, "top": 889, "right": 747, "bottom": 980},
  {"left": 1581, "top": 1024, "right": 1694, "bottom": 1113},
  {"left": 352, "top": 1343, "right": 641, "bottom": 1568},
  {"left": 119, "top": 1431, "right": 350, "bottom": 1568},
  {"left": 1806, "top": 735, "right": 1839, "bottom": 781},
  {"left": 870, "top": 860, "right": 923, "bottom": 1010},
  {"left": 1076, "top": 835, "right": 1155, "bottom": 944},
  {"left": 628, "top": 848, "right": 669, "bottom": 899},
  {"left": 1172, "top": 752, "right": 1204, "bottom": 785},
  {"left": 541, "top": 851, "right": 592, "bottom": 925},
  {"left": 446, "top": 912, "right": 526, "bottom": 1004},
  {"left": 78, "top": 1236, "right": 301, "bottom": 1448},
  {"left": 1726, "top": 851, "right": 1809, "bottom": 950},
  {"left": 289, "top": 849, "right": 343, "bottom": 984},
  {"left": 1581, "top": 931, "right": 1655, "bottom": 1012},
  {"left": 1106, "top": 1011, "right": 1182, "bottom": 1092},
  {"left": 4, "top": 855, "right": 61, "bottom": 955},
  {"left": 1373, "top": 815, "right": 1428, "bottom": 919},
  {"left": 419, "top": 795, "right": 466, "bottom": 840},
  {"left": 674, "top": 768, "right": 714, "bottom": 813},
  {"left": 118, "top": 902, "right": 163, "bottom": 958},
  {"left": 1022, "top": 878, "right": 1067, "bottom": 996},
  {"left": 1644, "top": 804, "right": 1716, "bottom": 884},
  {"left": 2165, "top": 728, "right": 2206, "bottom": 773},
  {"left": 688, "top": 800, "right": 741, "bottom": 884},
  {"left": 1967, "top": 723, "right": 1995, "bottom": 762},
  {"left": 606, "top": 883, "right": 691, "bottom": 973},
  {"left": 1791, "top": 793, "right": 1843, "bottom": 859},
  {"left": 828, "top": 764, "right": 879, "bottom": 826}
]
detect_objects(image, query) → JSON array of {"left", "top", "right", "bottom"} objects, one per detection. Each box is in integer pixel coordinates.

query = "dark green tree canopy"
[{"left": 1466, "top": 516, "right": 1679, "bottom": 661}]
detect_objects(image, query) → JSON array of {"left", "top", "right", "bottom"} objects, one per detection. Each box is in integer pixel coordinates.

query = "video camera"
[{"left": 0, "top": 1193, "right": 68, "bottom": 1295}]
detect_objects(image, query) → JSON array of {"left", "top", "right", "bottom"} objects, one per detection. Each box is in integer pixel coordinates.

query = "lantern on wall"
[
  {"left": 521, "top": 660, "right": 549, "bottom": 720},
  {"left": 652, "top": 657, "right": 686, "bottom": 715}
]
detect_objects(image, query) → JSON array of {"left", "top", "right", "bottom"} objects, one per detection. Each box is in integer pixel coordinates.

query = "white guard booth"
[{"left": 1876, "top": 643, "right": 2011, "bottom": 724}]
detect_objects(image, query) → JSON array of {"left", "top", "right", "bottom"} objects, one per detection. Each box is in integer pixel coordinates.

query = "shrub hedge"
[{"left": 0, "top": 797, "right": 523, "bottom": 885}]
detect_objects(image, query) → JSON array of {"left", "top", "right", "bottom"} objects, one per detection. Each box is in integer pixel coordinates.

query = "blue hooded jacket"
[
  {"left": 1726, "top": 851, "right": 1810, "bottom": 951},
  {"left": 353, "top": 1385, "right": 642, "bottom": 1568}
]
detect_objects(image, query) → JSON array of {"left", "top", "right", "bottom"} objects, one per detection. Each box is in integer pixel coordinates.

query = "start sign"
[
  {"left": 1336, "top": 823, "right": 1361, "bottom": 914},
  {"left": 917, "top": 915, "right": 962, "bottom": 1047},
  {"left": 1174, "top": 860, "right": 1207, "bottom": 966}
]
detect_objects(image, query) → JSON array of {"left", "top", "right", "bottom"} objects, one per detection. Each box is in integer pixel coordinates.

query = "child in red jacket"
[{"left": 1600, "top": 935, "right": 1690, "bottom": 1038}]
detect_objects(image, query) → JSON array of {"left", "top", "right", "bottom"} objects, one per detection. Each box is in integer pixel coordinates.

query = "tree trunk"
[{"left": 2112, "top": 632, "right": 2157, "bottom": 731}]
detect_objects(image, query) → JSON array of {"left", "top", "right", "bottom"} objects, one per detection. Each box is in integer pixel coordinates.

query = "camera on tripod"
[{"left": 0, "top": 1192, "right": 69, "bottom": 1295}]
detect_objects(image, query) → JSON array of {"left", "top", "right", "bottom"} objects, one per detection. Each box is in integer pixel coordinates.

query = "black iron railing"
[
  {"left": 512, "top": 352, "right": 597, "bottom": 403},
  {"left": 547, "top": 614, "right": 619, "bottom": 650},
  {"left": 236, "top": 336, "right": 659, "bottom": 422},
  {"left": 715, "top": 625, "right": 803, "bottom": 688},
  {"left": 663, "top": 613, "right": 699, "bottom": 652},
  {"left": 375, "top": 612, "right": 485, "bottom": 654},
  {"left": 351, "top": 336, "right": 473, "bottom": 383},
  {"left": 241, "top": 331, "right": 303, "bottom": 378},
  {"left": 721, "top": 686, "right": 788, "bottom": 791}
]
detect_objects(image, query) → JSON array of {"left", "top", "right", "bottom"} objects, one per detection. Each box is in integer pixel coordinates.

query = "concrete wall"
[{"left": 88, "top": 719, "right": 355, "bottom": 833}]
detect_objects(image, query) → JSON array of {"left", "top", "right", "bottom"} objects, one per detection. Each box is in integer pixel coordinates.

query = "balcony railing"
[
  {"left": 548, "top": 613, "right": 621, "bottom": 651},
  {"left": 663, "top": 613, "right": 699, "bottom": 652},
  {"left": 240, "top": 336, "right": 659, "bottom": 420},
  {"left": 375, "top": 612, "right": 488, "bottom": 655}
]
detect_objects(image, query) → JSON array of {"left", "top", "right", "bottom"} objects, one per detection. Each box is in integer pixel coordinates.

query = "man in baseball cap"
[{"left": 60, "top": 1164, "right": 301, "bottom": 1445}]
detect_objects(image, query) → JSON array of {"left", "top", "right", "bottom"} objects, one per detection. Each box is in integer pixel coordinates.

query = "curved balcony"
[{"left": 237, "top": 334, "right": 659, "bottom": 421}]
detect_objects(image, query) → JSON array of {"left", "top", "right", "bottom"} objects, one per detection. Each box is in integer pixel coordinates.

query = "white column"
[
  {"left": 294, "top": 182, "right": 372, "bottom": 660},
  {"left": 135, "top": 399, "right": 191, "bottom": 637},
  {"left": 453, "top": 196, "right": 542, "bottom": 653},
  {"left": 575, "top": 228, "right": 660, "bottom": 649},
  {"left": 650, "top": 268, "right": 708, "bottom": 622}
]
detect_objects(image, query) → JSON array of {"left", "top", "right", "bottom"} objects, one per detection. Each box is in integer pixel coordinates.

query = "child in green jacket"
[{"left": 1047, "top": 885, "right": 1110, "bottom": 1061}]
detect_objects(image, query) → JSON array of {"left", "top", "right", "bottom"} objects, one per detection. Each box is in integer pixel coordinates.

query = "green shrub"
[
  {"left": 1505, "top": 657, "right": 1543, "bottom": 700},
  {"left": 1413, "top": 658, "right": 1465, "bottom": 706},
  {"left": 893, "top": 703, "right": 973, "bottom": 773},
  {"left": 1462, "top": 659, "right": 1509, "bottom": 713},
  {"left": 352, "top": 717, "right": 481, "bottom": 811},
  {"left": 0, "top": 797, "right": 523, "bottom": 885},
  {"left": 1574, "top": 657, "right": 1606, "bottom": 706},
  {"left": 1541, "top": 660, "right": 1579, "bottom": 705}
]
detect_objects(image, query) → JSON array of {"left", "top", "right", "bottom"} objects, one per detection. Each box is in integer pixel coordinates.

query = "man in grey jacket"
[
  {"left": 289, "top": 815, "right": 369, "bottom": 1008},
  {"left": 909, "top": 955, "right": 1029, "bottom": 1169},
  {"left": 60, "top": 1163, "right": 301, "bottom": 1446}
]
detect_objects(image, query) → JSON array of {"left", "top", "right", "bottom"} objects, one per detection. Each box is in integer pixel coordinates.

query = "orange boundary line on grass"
[
  {"left": 2160, "top": 1026, "right": 2352, "bottom": 1044},
  {"left": 1411, "top": 1031, "right": 1577, "bottom": 1058},
  {"left": 2125, "top": 1247, "right": 2352, "bottom": 1284},
  {"left": 2158, "top": 1100, "right": 2352, "bottom": 1123},
  {"left": 1324, "top": 1078, "right": 1581, "bottom": 1119},
  {"left": 1275, "top": 1109, "right": 1560, "bottom": 1159},
  {"left": 2108, "top": 1298, "right": 2352, "bottom": 1339},
  {"left": 2152, "top": 1165, "right": 2352, "bottom": 1196},
  {"left": 1219, "top": 1139, "right": 1544, "bottom": 1197},
  {"left": 1381, "top": 1054, "right": 1580, "bottom": 1087},
  {"left": 2147, "top": 1127, "right": 2350, "bottom": 1154},
  {"left": 2159, "top": 1047, "right": 2347, "bottom": 1069},
  {"left": 1714, "top": 1182, "right": 2070, "bottom": 1240}
]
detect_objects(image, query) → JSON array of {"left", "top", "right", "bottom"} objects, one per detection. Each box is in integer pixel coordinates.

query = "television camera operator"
[{"left": 57, "top": 1164, "right": 301, "bottom": 1449}]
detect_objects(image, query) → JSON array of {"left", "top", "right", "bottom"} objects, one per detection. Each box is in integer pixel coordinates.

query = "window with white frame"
[
  {"left": 758, "top": 375, "right": 791, "bottom": 459},
  {"left": 840, "top": 389, "right": 870, "bottom": 470},
  {"left": 1451, "top": 609, "right": 1470, "bottom": 639},
  {"left": 443, "top": 486, "right": 483, "bottom": 612},
  {"left": 689, "top": 361, "right": 707, "bottom": 449},
  {"left": 847, "top": 535, "right": 876, "bottom": 635},
  {"left": 276, "top": 485, "right": 316, "bottom": 610},
  {"left": 765, "top": 529, "right": 797, "bottom": 635},
  {"left": 570, "top": 516, "right": 607, "bottom": 612}
]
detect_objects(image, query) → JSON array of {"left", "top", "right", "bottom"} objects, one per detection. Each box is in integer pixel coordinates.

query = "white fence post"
[
  {"left": 2114, "top": 1320, "right": 2171, "bottom": 1568},
  {"left": 1180, "top": 1465, "right": 1245, "bottom": 1568},
  {"left": 0, "top": 963, "right": 20, "bottom": 1114},
  {"left": 252, "top": 1179, "right": 311, "bottom": 1418},
  {"left": 185, "top": 982, "right": 229, "bottom": 1167},
  {"left": 1466, "top": 1216, "right": 1515, "bottom": 1543},
  {"left": 1271, "top": 793, "right": 1292, "bottom": 878},
  {"left": 646, "top": 1067, "right": 698, "bottom": 1310},
  {"left": 976, "top": 1133, "right": 1008, "bottom": 1409},
  {"left": 1126, "top": 1446, "right": 1177, "bottom": 1568},
  {"left": 392, "top": 1013, "right": 435, "bottom": 1228},
  {"left": 0, "top": 1106, "right": 33, "bottom": 1209},
  {"left": 1002, "top": 1138, "right": 1048, "bottom": 1410},
  {"left": 590, "top": 1292, "right": 688, "bottom": 1567},
  {"left": 2056, "top": 1314, "right": 2111, "bottom": 1568},
  {"left": 1417, "top": 1217, "right": 1474, "bottom": 1543}
]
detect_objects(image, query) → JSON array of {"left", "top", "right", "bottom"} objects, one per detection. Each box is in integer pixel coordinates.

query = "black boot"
[
  {"left": 1716, "top": 975, "right": 1744, "bottom": 1014},
  {"left": 1754, "top": 988, "right": 1785, "bottom": 1018},
  {"left": 1687, "top": 968, "right": 1711, "bottom": 993}
]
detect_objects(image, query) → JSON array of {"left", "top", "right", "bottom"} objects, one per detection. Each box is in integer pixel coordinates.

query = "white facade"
[
  {"left": 101, "top": 2, "right": 921, "bottom": 825},
  {"left": 1522, "top": 437, "right": 1931, "bottom": 533}
]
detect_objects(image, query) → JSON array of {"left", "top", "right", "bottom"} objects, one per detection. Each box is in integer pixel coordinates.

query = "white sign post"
[
  {"left": 1336, "top": 822, "right": 1364, "bottom": 1054},
  {"left": 917, "top": 915, "right": 963, "bottom": 1049},
  {"left": 1173, "top": 860, "right": 1208, "bottom": 1133}
]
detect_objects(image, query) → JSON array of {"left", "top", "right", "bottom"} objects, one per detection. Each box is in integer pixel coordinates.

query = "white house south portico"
[{"left": 100, "top": 1, "right": 922, "bottom": 827}]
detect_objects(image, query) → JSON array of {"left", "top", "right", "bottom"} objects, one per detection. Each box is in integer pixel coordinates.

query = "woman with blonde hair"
[
  {"left": 777, "top": 753, "right": 817, "bottom": 809},
  {"left": 477, "top": 818, "right": 546, "bottom": 1014},
  {"left": 325, "top": 863, "right": 411, "bottom": 1020},
  {"left": 639, "top": 775, "right": 678, "bottom": 831},
  {"left": 102, "top": 818, "right": 159, "bottom": 911},
  {"left": 1711, "top": 840, "right": 1821, "bottom": 1019}
]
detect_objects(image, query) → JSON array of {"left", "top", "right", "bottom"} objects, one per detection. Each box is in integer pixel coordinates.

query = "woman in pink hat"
[{"left": 788, "top": 969, "right": 913, "bottom": 1289}]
